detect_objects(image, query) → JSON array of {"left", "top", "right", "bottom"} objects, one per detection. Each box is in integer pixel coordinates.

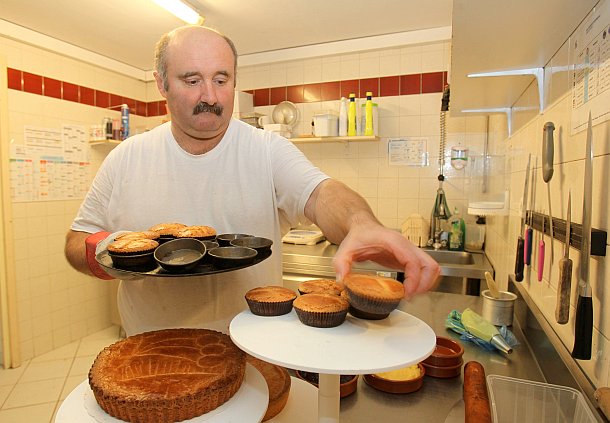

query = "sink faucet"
[{"left": 428, "top": 212, "right": 449, "bottom": 250}]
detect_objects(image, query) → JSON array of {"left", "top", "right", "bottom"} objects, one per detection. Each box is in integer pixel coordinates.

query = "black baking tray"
[{"left": 96, "top": 247, "right": 272, "bottom": 279}]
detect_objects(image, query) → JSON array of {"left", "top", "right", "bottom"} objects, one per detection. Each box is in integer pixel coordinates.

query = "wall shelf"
[
  {"left": 290, "top": 135, "right": 379, "bottom": 143},
  {"left": 89, "top": 139, "right": 121, "bottom": 146}
]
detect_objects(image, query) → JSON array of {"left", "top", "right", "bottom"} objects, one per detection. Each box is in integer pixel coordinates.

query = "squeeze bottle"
[
  {"left": 347, "top": 93, "right": 357, "bottom": 136},
  {"left": 364, "top": 91, "right": 374, "bottom": 136},
  {"left": 339, "top": 97, "right": 348, "bottom": 136}
]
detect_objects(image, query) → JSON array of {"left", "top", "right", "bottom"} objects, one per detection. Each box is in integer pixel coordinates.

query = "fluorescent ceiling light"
[{"left": 152, "top": 0, "right": 204, "bottom": 25}]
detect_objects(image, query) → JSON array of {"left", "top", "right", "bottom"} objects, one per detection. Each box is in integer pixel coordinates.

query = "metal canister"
[{"left": 121, "top": 104, "right": 130, "bottom": 140}]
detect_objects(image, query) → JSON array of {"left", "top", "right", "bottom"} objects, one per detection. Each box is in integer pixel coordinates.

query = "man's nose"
[{"left": 198, "top": 80, "right": 218, "bottom": 105}]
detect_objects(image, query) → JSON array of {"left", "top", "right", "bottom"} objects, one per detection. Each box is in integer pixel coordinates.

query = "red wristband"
[{"left": 85, "top": 231, "right": 114, "bottom": 280}]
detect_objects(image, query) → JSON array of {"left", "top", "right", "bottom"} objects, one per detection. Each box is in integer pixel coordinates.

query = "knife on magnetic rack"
[
  {"left": 515, "top": 154, "right": 531, "bottom": 282},
  {"left": 555, "top": 191, "right": 572, "bottom": 324},
  {"left": 572, "top": 113, "right": 593, "bottom": 360}
]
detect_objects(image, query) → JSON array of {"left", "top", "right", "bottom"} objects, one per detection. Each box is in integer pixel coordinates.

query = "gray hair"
[{"left": 154, "top": 26, "right": 238, "bottom": 91}]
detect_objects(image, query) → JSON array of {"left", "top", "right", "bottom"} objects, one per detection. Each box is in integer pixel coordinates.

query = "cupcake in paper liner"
[
  {"left": 245, "top": 286, "right": 297, "bottom": 316},
  {"left": 343, "top": 273, "right": 404, "bottom": 320},
  {"left": 293, "top": 293, "right": 349, "bottom": 328}
]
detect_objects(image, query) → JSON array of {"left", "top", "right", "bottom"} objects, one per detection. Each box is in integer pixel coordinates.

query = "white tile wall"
[
  {"left": 0, "top": 36, "right": 155, "bottom": 363},
  {"left": 240, "top": 42, "right": 483, "bottom": 230}
]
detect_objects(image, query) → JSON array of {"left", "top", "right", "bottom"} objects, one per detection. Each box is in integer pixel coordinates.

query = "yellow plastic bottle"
[
  {"left": 364, "top": 91, "right": 374, "bottom": 136},
  {"left": 347, "top": 93, "right": 357, "bottom": 136}
]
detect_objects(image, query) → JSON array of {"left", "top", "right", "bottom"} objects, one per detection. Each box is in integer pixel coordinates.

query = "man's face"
[{"left": 156, "top": 28, "right": 235, "bottom": 141}]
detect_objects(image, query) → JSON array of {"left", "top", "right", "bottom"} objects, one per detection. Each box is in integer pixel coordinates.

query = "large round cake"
[{"left": 89, "top": 328, "right": 246, "bottom": 423}]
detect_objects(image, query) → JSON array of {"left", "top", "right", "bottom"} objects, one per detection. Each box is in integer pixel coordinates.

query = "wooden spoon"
[{"left": 484, "top": 271, "right": 501, "bottom": 299}]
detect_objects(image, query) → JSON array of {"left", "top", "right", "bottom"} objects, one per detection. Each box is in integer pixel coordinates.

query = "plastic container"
[
  {"left": 339, "top": 97, "right": 348, "bottom": 136},
  {"left": 313, "top": 111, "right": 339, "bottom": 136},
  {"left": 361, "top": 102, "right": 379, "bottom": 136},
  {"left": 487, "top": 375, "right": 597, "bottom": 423},
  {"left": 465, "top": 216, "right": 486, "bottom": 251},
  {"left": 449, "top": 207, "right": 465, "bottom": 251}
]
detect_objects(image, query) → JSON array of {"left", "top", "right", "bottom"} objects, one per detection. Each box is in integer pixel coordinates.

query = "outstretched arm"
[{"left": 304, "top": 179, "right": 439, "bottom": 299}]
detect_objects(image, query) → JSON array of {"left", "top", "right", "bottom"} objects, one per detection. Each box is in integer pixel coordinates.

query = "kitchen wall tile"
[
  {"left": 380, "top": 76, "right": 399, "bottom": 97},
  {"left": 43, "top": 77, "right": 61, "bottom": 99},
  {"left": 0, "top": 402, "right": 56, "bottom": 422},
  {"left": 303, "top": 58, "right": 322, "bottom": 84},
  {"left": 421, "top": 50, "right": 445, "bottom": 73},
  {"left": 359, "top": 51, "right": 380, "bottom": 78},
  {"left": 270, "top": 86, "right": 287, "bottom": 105},
  {"left": 7, "top": 68, "right": 22, "bottom": 91},
  {"left": 340, "top": 79, "right": 359, "bottom": 99},
  {"left": 62, "top": 82, "right": 79, "bottom": 103},
  {"left": 358, "top": 178, "right": 378, "bottom": 198},
  {"left": 4, "top": 377, "right": 63, "bottom": 408},
  {"left": 400, "top": 50, "right": 422, "bottom": 75},
  {"left": 378, "top": 198, "right": 399, "bottom": 219},
  {"left": 23, "top": 72, "right": 42, "bottom": 95},
  {"left": 287, "top": 85, "right": 304, "bottom": 104},
  {"left": 340, "top": 57, "right": 360, "bottom": 80},
  {"left": 286, "top": 63, "right": 304, "bottom": 86},
  {"left": 421, "top": 71, "right": 444, "bottom": 94},
  {"left": 360, "top": 78, "right": 379, "bottom": 97},
  {"left": 400, "top": 74, "right": 421, "bottom": 95},
  {"left": 95, "top": 90, "right": 110, "bottom": 109},
  {"left": 253, "top": 88, "right": 270, "bottom": 107},
  {"left": 303, "top": 83, "right": 322, "bottom": 103},
  {"left": 321, "top": 57, "right": 341, "bottom": 82},
  {"left": 379, "top": 49, "right": 401, "bottom": 77},
  {"left": 399, "top": 115, "right": 421, "bottom": 136},
  {"left": 268, "top": 64, "right": 288, "bottom": 87},
  {"left": 320, "top": 81, "right": 340, "bottom": 101}
]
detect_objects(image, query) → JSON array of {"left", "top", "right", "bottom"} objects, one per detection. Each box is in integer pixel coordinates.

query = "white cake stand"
[
  {"left": 230, "top": 309, "right": 436, "bottom": 423},
  {"left": 55, "top": 363, "right": 268, "bottom": 423}
]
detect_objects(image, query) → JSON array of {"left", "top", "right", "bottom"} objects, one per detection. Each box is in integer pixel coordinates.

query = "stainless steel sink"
[{"left": 422, "top": 249, "right": 475, "bottom": 265}]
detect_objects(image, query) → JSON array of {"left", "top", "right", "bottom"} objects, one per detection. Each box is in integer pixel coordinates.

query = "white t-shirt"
[{"left": 72, "top": 119, "right": 328, "bottom": 335}]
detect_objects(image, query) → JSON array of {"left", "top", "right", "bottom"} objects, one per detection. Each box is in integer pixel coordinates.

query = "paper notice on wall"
[
  {"left": 570, "top": 0, "right": 610, "bottom": 134},
  {"left": 10, "top": 125, "right": 90, "bottom": 202},
  {"left": 388, "top": 137, "right": 429, "bottom": 166}
]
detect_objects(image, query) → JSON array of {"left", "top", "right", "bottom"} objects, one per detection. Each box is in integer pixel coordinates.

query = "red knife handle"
[
  {"left": 515, "top": 237, "right": 525, "bottom": 282},
  {"left": 537, "top": 240, "right": 545, "bottom": 281},
  {"left": 571, "top": 295, "right": 593, "bottom": 360},
  {"left": 525, "top": 227, "right": 533, "bottom": 265}
]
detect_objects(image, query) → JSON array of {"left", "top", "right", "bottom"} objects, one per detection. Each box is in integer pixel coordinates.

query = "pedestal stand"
[{"left": 230, "top": 309, "right": 436, "bottom": 423}]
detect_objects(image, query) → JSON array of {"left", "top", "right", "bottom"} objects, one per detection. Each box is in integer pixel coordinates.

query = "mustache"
[{"left": 193, "top": 102, "right": 223, "bottom": 116}]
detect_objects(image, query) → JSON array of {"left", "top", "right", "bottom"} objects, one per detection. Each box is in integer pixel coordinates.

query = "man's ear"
[{"left": 154, "top": 72, "right": 167, "bottom": 97}]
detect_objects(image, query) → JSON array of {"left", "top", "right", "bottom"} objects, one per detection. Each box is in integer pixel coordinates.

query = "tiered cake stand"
[{"left": 230, "top": 308, "right": 436, "bottom": 423}]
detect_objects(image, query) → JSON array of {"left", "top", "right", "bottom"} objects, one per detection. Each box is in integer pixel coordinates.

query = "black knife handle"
[
  {"left": 525, "top": 227, "right": 533, "bottom": 265},
  {"left": 515, "top": 237, "right": 525, "bottom": 282},
  {"left": 571, "top": 295, "right": 593, "bottom": 360}
]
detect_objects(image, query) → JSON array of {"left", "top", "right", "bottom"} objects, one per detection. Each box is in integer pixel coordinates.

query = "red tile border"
[
  {"left": 63, "top": 82, "right": 79, "bottom": 102},
  {"left": 7, "top": 68, "right": 446, "bottom": 117},
  {"left": 359, "top": 78, "right": 379, "bottom": 97},
  {"left": 340, "top": 79, "right": 359, "bottom": 99},
  {"left": 422, "top": 71, "right": 444, "bottom": 94},
  {"left": 253, "top": 88, "right": 270, "bottom": 107},
  {"left": 303, "top": 83, "right": 322, "bottom": 103},
  {"left": 80, "top": 86, "right": 95, "bottom": 106},
  {"left": 7, "top": 68, "right": 22, "bottom": 90},
  {"left": 43, "top": 77, "right": 61, "bottom": 99},
  {"left": 380, "top": 76, "right": 399, "bottom": 97},
  {"left": 270, "top": 86, "right": 286, "bottom": 105},
  {"left": 400, "top": 74, "right": 421, "bottom": 95},
  {"left": 23, "top": 72, "right": 42, "bottom": 95},
  {"left": 287, "top": 85, "right": 304, "bottom": 104}
]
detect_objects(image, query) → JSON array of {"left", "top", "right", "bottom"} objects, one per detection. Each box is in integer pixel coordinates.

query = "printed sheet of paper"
[{"left": 388, "top": 138, "right": 429, "bottom": 166}]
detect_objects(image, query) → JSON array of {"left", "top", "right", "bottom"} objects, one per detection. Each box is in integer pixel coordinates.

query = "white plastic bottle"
[{"left": 339, "top": 97, "right": 348, "bottom": 136}]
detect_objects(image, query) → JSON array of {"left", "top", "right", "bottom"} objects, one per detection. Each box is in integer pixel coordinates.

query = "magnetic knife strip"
[{"left": 526, "top": 210, "right": 607, "bottom": 257}]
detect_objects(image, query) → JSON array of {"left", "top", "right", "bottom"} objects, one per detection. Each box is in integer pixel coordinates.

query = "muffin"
[
  {"left": 245, "top": 286, "right": 297, "bottom": 316},
  {"left": 115, "top": 231, "right": 160, "bottom": 241},
  {"left": 106, "top": 238, "right": 159, "bottom": 270},
  {"left": 293, "top": 293, "right": 349, "bottom": 328},
  {"left": 107, "top": 238, "right": 159, "bottom": 255},
  {"left": 148, "top": 223, "right": 187, "bottom": 240},
  {"left": 176, "top": 225, "right": 217, "bottom": 240},
  {"left": 343, "top": 273, "right": 404, "bottom": 320},
  {"left": 298, "top": 279, "right": 344, "bottom": 296}
]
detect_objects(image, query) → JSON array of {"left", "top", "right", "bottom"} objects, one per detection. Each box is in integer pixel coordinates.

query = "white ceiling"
[{"left": 0, "top": 0, "right": 453, "bottom": 71}]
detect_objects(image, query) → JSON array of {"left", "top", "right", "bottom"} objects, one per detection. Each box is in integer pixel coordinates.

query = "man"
[{"left": 65, "top": 26, "right": 439, "bottom": 336}]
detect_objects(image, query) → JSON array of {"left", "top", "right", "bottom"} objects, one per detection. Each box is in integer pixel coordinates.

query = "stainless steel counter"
[
  {"left": 333, "top": 290, "right": 545, "bottom": 423},
  {"left": 282, "top": 241, "right": 494, "bottom": 295}
]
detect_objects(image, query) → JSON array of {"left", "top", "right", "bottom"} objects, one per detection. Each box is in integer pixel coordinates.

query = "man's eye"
[
  {"left": 185, "top": 79, "right": 200, "bottom": 86},
  {"left": 215, "top": 79, "right": 228, "bottom": 86}
]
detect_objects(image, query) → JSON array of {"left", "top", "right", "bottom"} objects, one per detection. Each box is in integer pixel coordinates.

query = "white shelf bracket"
[{"left": 468, "top": 67, "right": 546, "bottom": 112}]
